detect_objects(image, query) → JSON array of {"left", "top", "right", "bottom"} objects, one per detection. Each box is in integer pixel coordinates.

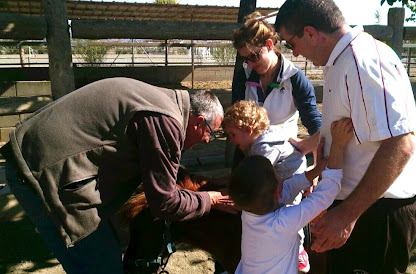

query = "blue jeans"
[{"left": 5, "top": 162, "right": 123, "bottom": 274}]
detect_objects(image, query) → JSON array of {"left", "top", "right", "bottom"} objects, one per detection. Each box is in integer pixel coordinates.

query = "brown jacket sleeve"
[{"left": 127, "top": 111, "right": 211, "bottom": 221}]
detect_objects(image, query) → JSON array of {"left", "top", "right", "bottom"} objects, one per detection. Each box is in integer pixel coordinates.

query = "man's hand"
[
  {"left": 208, "top": 191, "right": 239, "bottom": 214},
  {"left": 311, "top": 205, "right": 357, "bottom": 252}
]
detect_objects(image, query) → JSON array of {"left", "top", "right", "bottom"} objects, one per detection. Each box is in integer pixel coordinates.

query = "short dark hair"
[
  {"left": 228, "top": 155, "right": 278, "bottom": 214},
  {"left": 275, "top": 0, "right": 345, "bottom": 37}
]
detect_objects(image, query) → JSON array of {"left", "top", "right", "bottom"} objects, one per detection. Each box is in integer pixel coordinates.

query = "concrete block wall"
[
  {"left": 0, "top": 81, "right": 51, "bottom": 143},
  {"left": 73, "top": 66, "right": 235, "bottom": 88}
]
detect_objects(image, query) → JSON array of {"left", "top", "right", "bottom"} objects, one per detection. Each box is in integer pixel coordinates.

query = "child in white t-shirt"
[
  {"left": 228, "top": 118, "right": 352, "bottom": 274},
  {"left": 223, "top": 100, "right": 309, "bottom": 271}
]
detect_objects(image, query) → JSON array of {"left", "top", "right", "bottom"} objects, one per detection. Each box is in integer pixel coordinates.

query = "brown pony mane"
[{"left": 120, "top": 166, "right": 212, "bottom": 224}]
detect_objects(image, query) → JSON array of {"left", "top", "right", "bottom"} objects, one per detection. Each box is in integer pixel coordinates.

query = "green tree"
[
  {"left": 381, "top": 0, "right": 413, "bottom": 5},
  {"left": 375, "top": 9, "right": 382, "bottom": 24},
  {"left": 211, "top": 46, "right": 237, "bottom": 65},
  {"left": 73, "top": 41, "right": 109, "bottom": 67},
  {"left": 404, "top": 2, "right": 416, "bottom": 22}
]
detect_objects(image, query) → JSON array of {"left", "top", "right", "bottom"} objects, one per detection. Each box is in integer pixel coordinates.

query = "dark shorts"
[{"left": 327, "top": 196, "right": 416, "bottom": 274}]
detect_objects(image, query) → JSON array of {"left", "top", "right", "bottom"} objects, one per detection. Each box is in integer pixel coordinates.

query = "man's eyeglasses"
[
  {"left": 204, "top": 119, "right": 217, "bottom": 141},
  {"left": 241, "top": 46, "right": 263, "bottom": 63},
  {"left": 283, "top": 34, "right": 297, "bottom": 51}
]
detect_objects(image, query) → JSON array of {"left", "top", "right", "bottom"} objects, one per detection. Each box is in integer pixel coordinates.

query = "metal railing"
[
  {"left": 0, "top": 40, "right": 237, "bottom": 67},
  {"left": 3, "top": 40, "right": 416, "bottom": 80}
]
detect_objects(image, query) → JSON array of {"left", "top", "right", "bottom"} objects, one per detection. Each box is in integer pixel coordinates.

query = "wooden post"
[
  {"left": 237, "top": 0, "right": 257, "bottom": 23},
  {"left": 43, "top": 0, "right": 75, "bottom": 99},
  {"left": 226, "top": 0, "right": 257, "bottom": 167},
  {"left": 18, "top": 44, "right": 24, "bottom": 67},
  {"left": 304, "top": 60, "right": 308, "bottom": 77},
  {"left": 232, "top": 0, "right": 256, "bottom": 104},
  {"left": 191, "top": 41, "right": 194, "bottom": 89},
  {"left": 387, "top": 7, "right": 405, "bottom": 58}
]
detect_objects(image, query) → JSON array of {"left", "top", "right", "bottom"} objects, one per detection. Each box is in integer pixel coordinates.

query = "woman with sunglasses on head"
[
  {"left": 232, "top": 12, "right": 321, "bottom": 160},
  {"left": 231, "top": 12, "right": 322, "bottom": 273}
]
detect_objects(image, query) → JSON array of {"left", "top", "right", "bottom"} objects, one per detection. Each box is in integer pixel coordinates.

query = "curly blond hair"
[
  {"left": 223, "top": 100, "right": 269, "bottom": 135},
  {"left": 233, "top": 11, "right": 279, "bottom": 50}
]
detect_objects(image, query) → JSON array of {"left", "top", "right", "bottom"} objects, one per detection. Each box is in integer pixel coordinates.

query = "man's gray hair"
[{"left": 189, "top": 90, "right": 224, "bottom": 124}]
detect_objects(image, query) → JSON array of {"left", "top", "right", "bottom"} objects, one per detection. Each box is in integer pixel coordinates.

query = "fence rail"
[{"left": 2, "top": 40, "right": 416, "bottom": 79}]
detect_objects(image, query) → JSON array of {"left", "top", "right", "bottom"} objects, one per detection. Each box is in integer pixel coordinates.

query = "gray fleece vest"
[{"left": 9, "top": 77, "right": 190, "bottom": 246}]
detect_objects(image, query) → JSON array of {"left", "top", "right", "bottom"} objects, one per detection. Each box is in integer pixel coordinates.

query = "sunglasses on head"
[{"left": 241, "top": 46, "right": 264, "bottom": 63}]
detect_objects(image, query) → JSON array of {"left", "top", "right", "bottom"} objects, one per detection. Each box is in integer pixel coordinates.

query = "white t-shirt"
[
  {"left": 235, "top": 169, "right": 342, "bottom": 274},
  {"left": 321, "top": 26, "right": 416, "bottom": 199}
]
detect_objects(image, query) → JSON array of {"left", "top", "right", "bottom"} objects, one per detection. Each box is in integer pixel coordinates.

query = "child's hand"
[
  {"left": 331, "top": 118, "right": 353, "bottom": 147},
  {"left": 305, "top": 138, "right": 328, "bottom": 184}
]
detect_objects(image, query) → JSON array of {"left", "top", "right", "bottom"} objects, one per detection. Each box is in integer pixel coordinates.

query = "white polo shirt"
[{"left": 321, "top": 26, "right": 416, "bottom": 200}]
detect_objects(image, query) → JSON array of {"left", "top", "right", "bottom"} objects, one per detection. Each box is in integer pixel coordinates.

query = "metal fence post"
[{"left": 407, "top": 47, "right": 411, "bottom": 75}]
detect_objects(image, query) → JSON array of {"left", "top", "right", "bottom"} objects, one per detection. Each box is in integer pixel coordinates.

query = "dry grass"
[{"left": 180, "top": 80, "right": 232, "bottom": 90}]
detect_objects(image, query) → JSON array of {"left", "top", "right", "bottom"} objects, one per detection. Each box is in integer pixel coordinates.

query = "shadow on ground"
[{"left": 0, "top": 193, "right": 62, "bottom": 273}]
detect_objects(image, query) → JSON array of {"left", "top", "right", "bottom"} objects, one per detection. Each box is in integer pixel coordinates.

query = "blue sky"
[{"left": 109, "top": 0, "right": 415, "bottom": 26}]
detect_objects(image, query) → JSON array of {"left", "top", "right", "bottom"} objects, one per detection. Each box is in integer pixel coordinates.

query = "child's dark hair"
[{"left": 228, "top": 155, "right": 278, "bottom": 214}]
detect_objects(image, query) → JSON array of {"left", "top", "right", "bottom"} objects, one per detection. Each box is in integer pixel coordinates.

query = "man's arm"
[
  {"left": 131, "top": 113, "right": 212, "bottom": 221},
  {"left": 311, "top": 133, "right": 415, "bottom": 252}
]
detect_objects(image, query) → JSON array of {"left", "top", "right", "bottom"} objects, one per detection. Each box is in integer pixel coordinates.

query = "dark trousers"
[
  {"left": 5, "top": 162, "right": 123, "bottom": 274},
  {"left": 327, "top": 196, "right": 416, "bottom": 274}
]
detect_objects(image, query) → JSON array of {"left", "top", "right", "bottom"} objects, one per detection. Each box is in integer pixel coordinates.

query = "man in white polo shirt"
[{"left": 275, "top": 0, "right": 416, "bottom": 273}]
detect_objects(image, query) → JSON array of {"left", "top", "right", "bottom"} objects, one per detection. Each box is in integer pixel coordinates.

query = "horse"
[{"left": 120, "top": 167, "right": 242, "bottom": 274}]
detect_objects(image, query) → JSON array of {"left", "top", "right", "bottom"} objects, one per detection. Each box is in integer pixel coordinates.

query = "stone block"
[
  {"left": 19, "top": 113, "right": 33, "bottom": 121},
  {"left": 0, "top": 115, "right": 20, "bottom": 127},
  {"left": 0, "top": 84, "right": 17, "bottom": 97},
  {"left": 0, "top": 127, "right": 14, "bottom": 143},
  {"left": 16, "top": 81, "right": 51, "bottom": 97}
]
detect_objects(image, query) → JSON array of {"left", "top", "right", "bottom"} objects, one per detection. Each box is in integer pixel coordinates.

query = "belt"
[{"left": 331, "top": 195, "right": 416, "bottom": 211}]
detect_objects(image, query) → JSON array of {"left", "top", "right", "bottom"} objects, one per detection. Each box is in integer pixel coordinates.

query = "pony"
[
  {"left": 120, "top": 167, "right": 242, "bottom": 274},
  {"left": 120, "top": 167, "right": 327, "bottom": 274}
]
